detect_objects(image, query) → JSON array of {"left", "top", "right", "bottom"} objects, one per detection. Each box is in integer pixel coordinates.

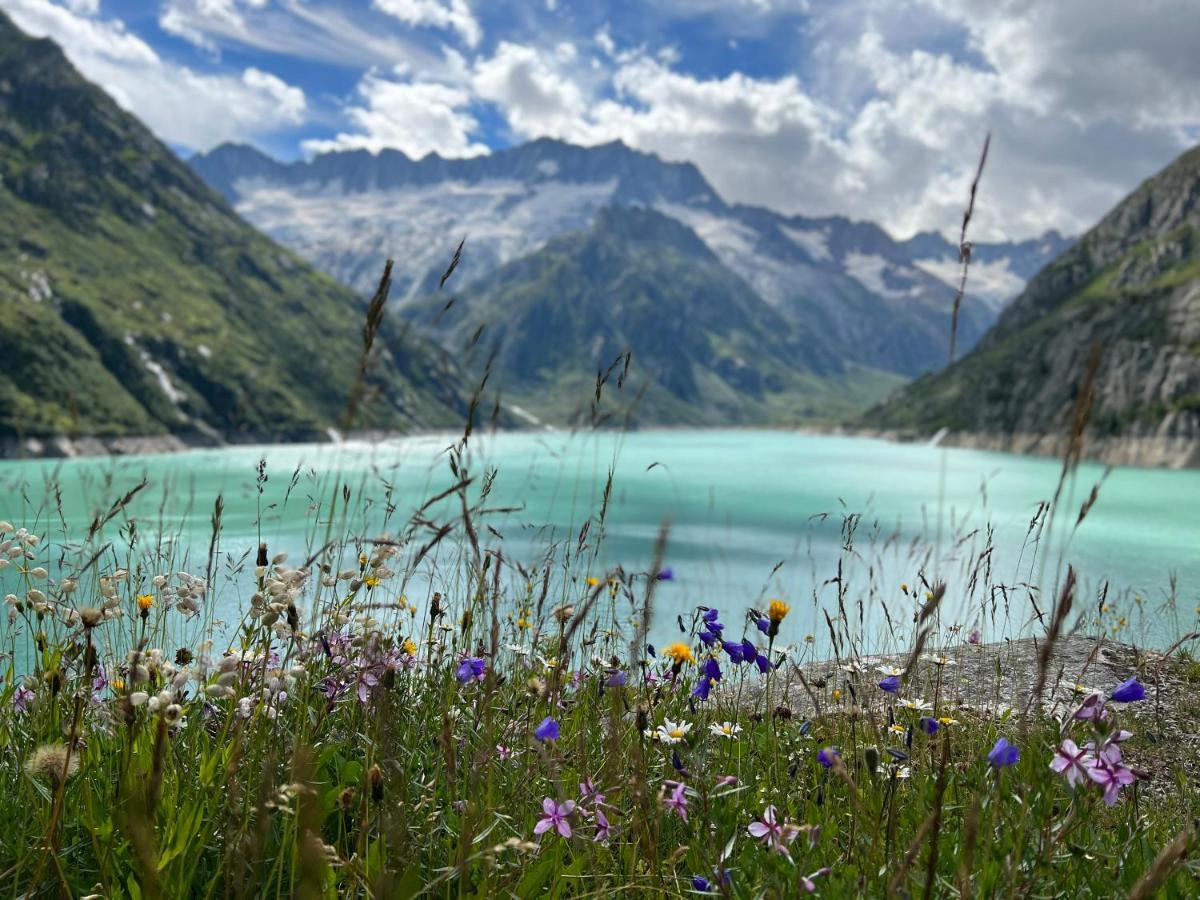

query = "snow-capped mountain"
[{"left": 190, "top": 138, "right": 1071, "bottom": 382}]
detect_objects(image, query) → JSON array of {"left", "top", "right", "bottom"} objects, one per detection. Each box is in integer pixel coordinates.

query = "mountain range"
[
  {"left": 190, "top": 138, "right": 1071, "bottom": 423},
  {"left": 867, "top": 143, "right": 1200, "bottom": 467},
  {"left": 0, "top": 12, "right": 465, "bottom": 452}
]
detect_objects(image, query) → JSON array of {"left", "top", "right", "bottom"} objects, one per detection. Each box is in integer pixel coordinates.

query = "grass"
[{"left": 0, "top": 418, "right": 1198, "bottom": 899}]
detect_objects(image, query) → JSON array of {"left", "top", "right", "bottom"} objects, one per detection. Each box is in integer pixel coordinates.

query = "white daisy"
[
  {"left": 708, "top": 721, "right": 743, "bottom": 739},
  {"left": 654, "top": 719, "right": 693, "bottom": 744},
  {"left": 876, "top": 664, "right": 903, "bottom": 677},
  {"left": 899, "top": 697, "right": 932, "bottom": 712}
]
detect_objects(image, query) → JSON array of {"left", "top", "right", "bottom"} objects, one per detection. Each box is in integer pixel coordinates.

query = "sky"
[{"left": 4, "top": 0, "right": 1200, "bottom": 242}]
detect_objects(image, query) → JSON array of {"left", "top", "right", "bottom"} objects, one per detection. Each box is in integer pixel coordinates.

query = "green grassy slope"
[{"left": 0, "top": 12, "right": 463, "bottom": 441}]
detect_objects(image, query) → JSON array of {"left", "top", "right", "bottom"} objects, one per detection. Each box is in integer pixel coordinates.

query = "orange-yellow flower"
[
  {"left": 136, "top": 594, "right": 154, "bottom": 612},
  {"left": 768, "top": 600, "right": 790, "bottom": 623},
  {"left": 662, "top": 643, "right": 694, "bottom": 665}
]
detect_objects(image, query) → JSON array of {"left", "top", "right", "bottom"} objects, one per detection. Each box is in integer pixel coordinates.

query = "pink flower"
[
  {"left": 715, "top": 774, "right": 739, "bottom": 788},
  {"left": 495, "top": 744, "right": 512, "bottom": 761},
  {"left": 1086, "top": 744, "right": 1138, "bottom": 806},
  {"left": 1049, "top": 739, "right": 1090, "bottom": 787},
  {"left": 533, "top": 798, "right": 576, "bottom": 837},
  {"left": 747, "top": 805, "right": 801, "bottom": 857},
  {"left": 801, "top": 867, "right": 831, "bottom": 893},
  {"left": 1072, "top": 692, "right": 1109, "bottom": 722},
  {"left": 579, "top": 777, "right": 605, "bottom": 806},
  {"left": 662, "top": 780, "right": 690, "bottom": 822},
  {"left": 594, "top": 808, "right": 612, "bottom": 841}
]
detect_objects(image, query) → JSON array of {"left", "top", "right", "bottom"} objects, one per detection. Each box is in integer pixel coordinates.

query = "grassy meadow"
[{"left": 0, "top": 421, "right": 1198, "bottom": 900}]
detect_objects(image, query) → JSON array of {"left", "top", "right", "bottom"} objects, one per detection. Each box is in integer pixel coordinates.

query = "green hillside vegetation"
[
  {"left": 0, "top": 13, "right": 463, "bottom": 443},
  {"left": 408, "top": 206, "right": 905, "bottom": 426},
  {"left": 868, "top": 145, "right": 1200, "bottom": 443}
]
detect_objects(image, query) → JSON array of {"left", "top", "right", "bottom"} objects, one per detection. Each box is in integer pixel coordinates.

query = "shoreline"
[{"left": 5, "top": 423, "right": 1198, "bottom": 470}]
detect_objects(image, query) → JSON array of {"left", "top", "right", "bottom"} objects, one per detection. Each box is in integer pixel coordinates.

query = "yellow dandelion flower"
[
  {"left": 662, "top": 643, "right": 694, "bottom": 665},
  {"left": 402, "top": 638, "right": 418, "bottom": 656},
  {"left": 586, "top": 576, "right": 600, "bottom": 587},
  {"left": 831, "top": 688, "right": 843, "bottom": 702},
  {"left": 136, "top": 594, "right": 154, "bottom": 612},
  {"left": 768, "top": 599, "right": 790, "bottom": 623},
  {"left": 364, "top": 575, "right": 381, "bottom": 589}
]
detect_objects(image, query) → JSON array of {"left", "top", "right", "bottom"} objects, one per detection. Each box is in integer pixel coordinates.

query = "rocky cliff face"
[{"left": 867, "top": 145, "right": 1200, "bottom": 467}]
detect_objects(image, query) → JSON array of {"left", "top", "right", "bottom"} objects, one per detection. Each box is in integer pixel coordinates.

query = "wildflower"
[
  {"left": 655, "top": 567, "right": 674, "bottom": 581},
  {"left": 533, "top": 798, "right": 575, "bottom": 837},
  {"left": 1086, "top": 744, "right": 1139, "bottom": 806},
  {"left": 877, "top": 664, "right": 903, "bottom": 677},
  {"left": 605, "top": 669, "right": 628, "bottom": 687},
  {"left": 888, "top": 724, "right": 907, "bottom": 738},
  {"left": 878, "top": 764, "right": 912, "bottom": 779},
  {"left": 662, "top": 780, "right": 689, "bottom": 821},
  {"left": 456, "top": 656, "right": 486, "bottom": 684},
  {"left": 715, "top": 773, "right": 739, "bottom": 788},
  {"left": 704, "top": 657, "right": 722, "bottom": 682},
  {"left": 401, "top": 638, "right": 418, "bottom": 656},
  {"left": 136, "top": 594, "right": 154, "bottom": 618},
  {"left": 879, "top": 675, "right": 901, "bottom": 693},
  {"left": 594, "top": 807, "right": 612, "bottom": 841},
  {"left": 496, "top": 744, "right": 512, "bottom": 761},
  {"left": 988, "top": 737, "right": 1019, "bottom": 768},
  {"left": 1050, "top": 739, "right": 1090, "bottom": 787},
  {"left": 724, "top": 641, "right": 747, "bottom": 663},
  {"left": 967, "top": 629, "right": 981, "bottom": 645},
  {"left": 25, "top": 743, "right": 79, "bottom": 784},
  {"left": 662, "top": 643, "right": 694, "bottom": 666},
  {"left": 747, "top": 805, "right": 801, "bottom": 857},
  {"left": 1072, "top": 692, "right": 1109, "bottom": 721},
  {"left": 534, "top": 716, "right": 560, "bottom": 742},
  {"left": 899, "top": 697, "right": 932, "bottom": 712},
  {"left": 755, "top": 617, "right": 770, "bottom": 635},
  {"left": 355, "top": 669, "right": 379, "bottom": 703},
  {"left": 922, "top": 653, "right": 955, "bottom": 667},
  {"left": 817, "top": 747, "right": 840, "bottom": 768},
  {"left": 918, "top": 717, "right": 939, "bottom": 735},
  {"left": 709, "top": 721, "right": 743, "bottom": 739},
  {"left": 754, "top": 651, "right": 774, "bottom": 674},
  {"left": 692, "top": 876, "right": 714, "bottom": 893},
  {"left": 801, "top": 868, "right": 832, "bottom": 893},
  {"left": 765, "top": 598, "right": 789, "bottom": 626},
  {"left": 692, "top": 676, "right": 715, "bottom": 700},
  {"left": 831, "top": 688, "right": 843, "bottom": 702},
  {"left": 13, "top": 684, "right": 34, "bottom": 713},
  {"left": 1110, "top": 677, "right": 1145, "bottom": 703},
  {"left": 586, "top": 576, "right": 600, "bottom": 587},
  {"left": 653, "top": 719, "right": 693, "bottom": 744}
]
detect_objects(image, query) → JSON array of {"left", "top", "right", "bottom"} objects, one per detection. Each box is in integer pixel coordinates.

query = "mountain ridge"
[{"left": 864, "top": 143, "right": 1200, "bottom": 467}]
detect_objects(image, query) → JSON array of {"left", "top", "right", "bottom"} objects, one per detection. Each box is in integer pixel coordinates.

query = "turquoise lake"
[{"left": 1, "top": 431, "right": 1197, "bottom": 654}]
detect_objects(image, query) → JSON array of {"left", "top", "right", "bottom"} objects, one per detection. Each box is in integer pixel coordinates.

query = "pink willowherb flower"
[
  {"left": 533, "top": 798, "right": 576, "bottom": 837},
  {"left": 662, "top": 780, "right": 689, "bottom": 821},
  {"left": 1086, "top": 744, "right": 1139, "bottom": 806},
  {"left": 747, "top": 805, "right": 801, "bottom": 857},
  {"left": 1049, "top": 739, "right": 1090, "bottom": 787}
]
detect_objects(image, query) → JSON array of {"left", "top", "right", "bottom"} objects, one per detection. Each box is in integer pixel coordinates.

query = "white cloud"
[
  {"left": 455, "top": 2, "right": 1200, "bottom": 241},
  {"left": 159, "top": 0, "right": 449, "bottom": 72},
  {"left": 2, "top": 0, "right": 307, "bottom": 150},
  {"left": 371, "top": 0, "right": 481, "bottom": 48},
  {"left": 301, "top": 71, "right": 486, "bottom": 158},
  {"left": 471, "top": 41, "right": 590, "bottom": 138}
]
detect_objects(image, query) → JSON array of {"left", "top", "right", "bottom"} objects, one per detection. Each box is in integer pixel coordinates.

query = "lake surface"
[{"left": 2, "top": 430, "right": 1196, "bottom": 654}]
